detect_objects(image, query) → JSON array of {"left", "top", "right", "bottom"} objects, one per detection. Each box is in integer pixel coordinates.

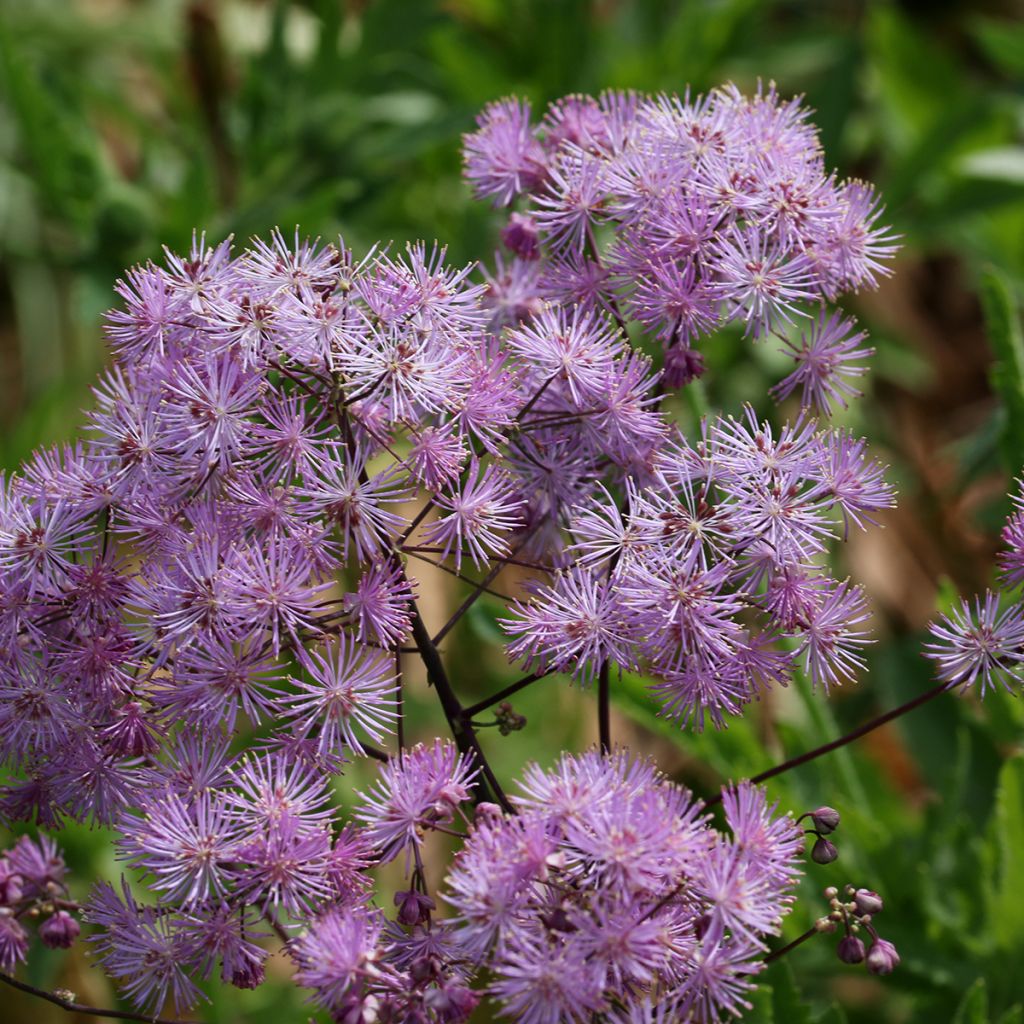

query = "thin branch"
[
  {"left": 401, "top": 548, "right": 512, "bottom": 602},
  {"left": 702, "top": 680, "right": 954, "bottom": 808},
  {"left": 433, "top": 555, "right": 516, "bottom": 646},
  {"left": 0, "top": 972, "right": 195, "bottom": 1024},
  {"left": 460, "top": 670, "right": 554, "bottom": 720},
  {"left": 764, "top": 925, "right": 819, "bottom": 964},
  {"left": 409, "top": 608, "right": 513, "bottom": 813},
  {"left": 361, "top": 742, "right": 391, "bottom": 763},
  {"left": 402, "top": 545, "right": 555, "bottom": 572}
]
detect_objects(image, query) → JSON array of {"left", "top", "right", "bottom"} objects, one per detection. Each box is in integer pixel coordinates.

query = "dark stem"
[
  {"left": 401, "top": 548, "right": 512, "bottom": 603},
  {"left": 598, "top": 661, "right": 611, "bottom": 754},
  {"left": 409, "top": 608, "right": 513, "bottom": 813},
  {"left": 0, "top": 971, "right": 194, "bottom": 1024},
  {"left": 362, "top": 741, "right": 390, "bottom": 763},
  {"left": 703, "top": 680, "right": 954, "bottom": 807},
  {"left": 460, "top": 669, "right": 553, "bottom": 720},
  {"left": 514, "top": 373, "right": 558, "bottom": 422},
  {"left": 432, "top": 554, "right": 517, "bottom": 646},
  {"left": 764, "top": 925, "right": 819, "bottom": 964}
]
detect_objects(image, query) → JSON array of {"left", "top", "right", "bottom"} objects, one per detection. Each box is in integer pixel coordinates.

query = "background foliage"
[{"left": 1, "top": 0, "right": 1024, "bottom": 1021}]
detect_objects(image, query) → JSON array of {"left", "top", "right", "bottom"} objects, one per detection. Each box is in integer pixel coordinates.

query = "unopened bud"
[
  {"left": 0, "top": 859, "right": 22, "bottom": 905},
  {"left": 474, "top": 802, "right": 503, "bottom": 825},
  {"left": 811, "top": 836, "right": 839, "bottom": 864},
  {"left": 228, "top": 959, "right": 265, "bottom": 990},
  {"left": 810, "top": 806, "right": 841, "bottom": 834},
  {"left": 866, "top": 937, "right": 900, "bottom": 975},
  {"left": 394, "top": 889, "right": 435, "bottom": 927},
  {"left": 38, "top": 910, "right": 80, "bottom": 949},
  {"left": 814, "top": 916, "right": 837, "bottom": 933},
  {"left": 853, "top": 889, "right": 884, "bottom": 916},
  {"left": 837, "top": 935, "right": 866, "bottom": 964},
  {"left": 501, "top": 214, "right": 541, "bottom": 261}
]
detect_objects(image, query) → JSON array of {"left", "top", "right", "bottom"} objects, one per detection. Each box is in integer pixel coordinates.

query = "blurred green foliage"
[{"left": 2, "top": 0, "right": 1024, "bottom": 1022}]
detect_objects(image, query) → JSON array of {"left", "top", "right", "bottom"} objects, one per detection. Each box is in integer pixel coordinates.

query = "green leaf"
[
  {"left": 953, "top": 979, "right": 989, "bottom": 1024},
  {"left": 982, "top": 758, "right": 1024, "bottom": 951},
  {"left": 767, "top": 960, "right": 813, "bottom": 1024},
  {"left": 980, "top": 269, "right": 1024, "bottom": 474}
]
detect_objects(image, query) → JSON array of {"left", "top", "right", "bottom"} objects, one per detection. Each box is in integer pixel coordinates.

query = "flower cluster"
[
  {"left": 0, "top": 84, "right": 902, "bottom": 1022},
  {"left": 465, "top": 85, "right": 896, "bottom": 407},
  {"left": 0, "top": 834, "right": 79, "bottom": 973},
  {"left": 295, "top": 753, "right": 803, "bottom": 1024},
  {"left": 817, "top": 885, "right": 900, "bottom": 976},
  {"left": 505, "top": 410, "right": 893, "bottom": 729}
]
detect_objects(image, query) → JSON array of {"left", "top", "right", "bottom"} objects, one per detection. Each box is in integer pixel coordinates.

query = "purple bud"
[
  {"left": 474, "top": 802, "right": 504, "bottom": 824},
  {"left": 228, "top": 959, "right": 265, "bottom": 990},
  {"left": 394, "top": 888, "right": 435, "bottom": 927},
  {"left": 0, "top": 859, "right": 23, "bottom": 905},
  {"left": 854, "top": 888, "right": 884, "bottom": 916},
  {"left": 810, "top": 806, "right": 841, "bottom": 834},
  {"left": 425, "top": 979, "right": 480, "bottom": 1022},
  {"left": 837, "top": 934, "right": 866, "bottom": 964},
  {"left": 662, "top": 345, "right": 705, "bottom": 388},
  {"left": 811, "top": 836, "right": 839, "bottom": 864},
  {"left": 501, "top": 214, "right": 541, "bottom": 261},
  {"left": 866, "top": 937, "right": 900, "bottom": 975},
  {"left": 38, "top": 910, "right": 80, "bottom": 949}
]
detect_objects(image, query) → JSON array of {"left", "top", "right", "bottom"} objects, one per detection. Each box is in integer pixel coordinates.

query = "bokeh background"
[{"left": 2, "top": 0, "right": 1024, "bottom": 1021}]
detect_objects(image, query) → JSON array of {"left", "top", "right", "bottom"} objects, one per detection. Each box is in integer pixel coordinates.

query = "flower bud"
[
  {"left": 853, "top": 889, "right": 884, "bottom": 916},
  {"left": 425, "top": 980, "right": 480, "bottom": 1022},
  {"left": 474, "top": 802, "right": 504, "bottom": 825},
  {"left": 228, "top": 959, "right": 265, "bottom": 990},
  {"left": 0, "top": 859, "right": 23, "bottom": 905},
  {"left": 866, "top": 937, "right": 900, "bottom": 975},
  {"left": 836, "top": 935, "right": 866, "bottom": 964},
  {"left": 811, "top": 836, "right": 839, "bottom": 864},
  {"left": 662, "top": 345, "right": 705, "bottom": 388},
  {"left": 38, "top": 910, "right": 80, "bottom": 949},
  {"left": 501, "top": 214, "right": 541, "bottom": 261},
  {"left": 394, "top": 889, "right": 436, "bottom": 927},
  {"left": 810, "top": 806, "right": 841, "bottom": 834}
]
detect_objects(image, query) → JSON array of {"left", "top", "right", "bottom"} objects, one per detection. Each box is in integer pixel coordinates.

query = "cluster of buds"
[
  {"left": 0, "top": 835, "right": 80, "bottom": 972},
  {"left": 492, "top": 701, "right": 528, "bottom": 736},
  {"left": 799, "top": 805, "right": 841, "bottom": 864},
  {"left": 816, "top": 885, "right": 900, "bottom": 975}
]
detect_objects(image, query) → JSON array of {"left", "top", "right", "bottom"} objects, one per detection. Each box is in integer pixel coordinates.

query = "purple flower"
[
  {"left": 424, "top": 458, "right": 525, "bottom": 569},
  {"left": 118, "top": 791, "right": 240, "bottom": 906},
  {"left": 284, "top": 635, "right": 398, "bottom": 756},
  {"left": 503, "top": 568, "right": 636, "bottom": 683},
  {"left": 463, "top": 98, "right": 549, "bottom": 206},
  {"left": 290, "top": 904, "right": 384, "bottom": 1010},
  {"left": 924, "top": 591, "right": 1024, "bottom": 694},
  {"left": 770, "top": 310, "right": 874, "bottom": 416},
  {"left": 356, "top": 740, "right": 477, "bottom": 864}
]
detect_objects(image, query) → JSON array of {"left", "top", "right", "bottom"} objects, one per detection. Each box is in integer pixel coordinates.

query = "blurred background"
[{"left": 2, "top": 0, "right": 1024, "bottom": 1021}]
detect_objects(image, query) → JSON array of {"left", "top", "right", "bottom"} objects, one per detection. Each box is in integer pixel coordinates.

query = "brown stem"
[
  {"left": 432, "top": 554, "right": 516, "bottom": 646},
  {"left": 409, "top": 608, "right": 513, "bottom": 813},
  {"left": 703, "top": 680, "right": 954, "bottom": 808},
  {"left": 764, "top": 925, "right": 819, "bottom": 964},
  {"left": 0, "top": 971, "right": 194, "bottom": 1024},
  {"left": 401, "top": 548, "right": 512, "bottom": 602},
  {"left": 460, "top": 669, "right": 553, "bottom": 720}
]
